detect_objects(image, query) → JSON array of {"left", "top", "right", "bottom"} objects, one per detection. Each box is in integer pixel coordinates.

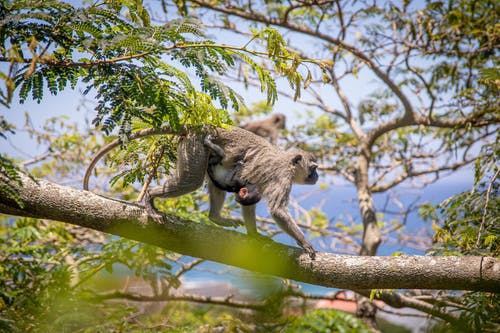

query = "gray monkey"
[
  {"left": 241, "top": 113, "right": 286, "bottom": 145},
  {"left": 84, "top": 125, "right": 318, "bottom": 258}
]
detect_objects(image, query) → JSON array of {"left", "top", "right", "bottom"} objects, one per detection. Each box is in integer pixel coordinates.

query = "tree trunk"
[
  {"left": 355, "top": 154, "right": 382, "bottom": 256},
  {"left": 355, "top": 152, "right": 382, "bottom": 330}
]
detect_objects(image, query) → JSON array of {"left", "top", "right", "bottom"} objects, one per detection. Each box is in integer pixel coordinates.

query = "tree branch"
[
  {"left": 0, "top": 51, "right": 153, "bottom": 68},
  {"left": 370, "top": 158, "right": 475, "bottom": 193},
  {"left": 1, "top": 173, "right": 499, "bottom": 292},
  {"left": 188, "top": 1, "right": 499, "bottom": 151},
  {"left": 94, "top": 291, "right": 267, "bottom": 311},
  {"left": 318, "top": 164, "right": 356, "bottom": 183},
  {"left": 356, "top": 290, "right": 462, "bottom": 326},
  {"left": 190, "top": 0, "right": 416, "bottom": 130}
]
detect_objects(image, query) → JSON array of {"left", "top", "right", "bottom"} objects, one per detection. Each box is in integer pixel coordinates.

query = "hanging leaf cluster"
[{"left": 0, "top": 0, "right": 280, "bottom": 138}]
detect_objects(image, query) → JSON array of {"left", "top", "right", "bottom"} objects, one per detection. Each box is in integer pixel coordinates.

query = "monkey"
[
  {"left": 83, "top": 125, "right": 318, "bottom": 258},
  {"left": 241, "top": 113, "right": 286, "bottom": 145},
  {"left": 208, "top": 127, "right": 318, "bottom": 259}
]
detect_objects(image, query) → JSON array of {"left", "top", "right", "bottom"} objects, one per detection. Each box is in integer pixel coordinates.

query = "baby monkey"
[{"left": 204, "top": 136, "right": 261, "bottom": 206}]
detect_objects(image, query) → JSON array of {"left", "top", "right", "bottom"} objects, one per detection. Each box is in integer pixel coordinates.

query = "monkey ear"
[{"left": 292, "top": 154, "right": 303, "bottom": 164}]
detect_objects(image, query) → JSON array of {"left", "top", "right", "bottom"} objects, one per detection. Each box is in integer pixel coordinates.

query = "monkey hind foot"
[
  {"left": 144, "top": 204, "right": 186, "bottom": 225},
  {"left": 144, "top": 202, "right": 167, "bottom": 223},
  {"left": 143, "top": 194, "right": 182, "bottom": 225},
  {"left": 301, "top": 242, "right": 316, "bottom": 260},
  {"left": 147, "top": 211, "right": 165, "bottom": 223}
]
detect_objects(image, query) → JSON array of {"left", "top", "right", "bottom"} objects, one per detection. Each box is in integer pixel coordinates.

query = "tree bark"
[
  {"left": 355, "top": 153, "right": 382, "bottom": 256},
  {"left": 354, "top": 151, "right": 382, "bottom": 329},
  {"left": 1, "top": 173, "right": 499, "bottom": 293}
]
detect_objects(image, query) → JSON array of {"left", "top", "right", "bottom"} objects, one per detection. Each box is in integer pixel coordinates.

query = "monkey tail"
[{"left": 82, "top": 125, "right": 188, "bottom": 191}]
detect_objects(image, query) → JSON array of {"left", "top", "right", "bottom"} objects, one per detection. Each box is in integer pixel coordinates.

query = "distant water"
[{"left": 183, "top": 168, "right": 474, "bottom": 296}]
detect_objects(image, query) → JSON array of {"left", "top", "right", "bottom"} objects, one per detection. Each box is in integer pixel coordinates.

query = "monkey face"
[
  {"left": 290, "top": 151, "right": 319, "bottom": 185},
  {"left": 274, "top": 113, "right": 286, "bottom": 129}
]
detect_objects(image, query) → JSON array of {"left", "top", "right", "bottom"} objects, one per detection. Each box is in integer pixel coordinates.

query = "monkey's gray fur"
[
  {"left": 205, "top": 141, "right": 261, "bottom": 206},
  {"left": 83, "top": 125, "right": 318, "bottom": 258},
  {"left": 241, "top": 113, "right": 286, "bottom": 144}
]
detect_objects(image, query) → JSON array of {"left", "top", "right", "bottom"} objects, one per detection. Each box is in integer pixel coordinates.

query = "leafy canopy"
[
  {"left": 0, "top": 0, "right": 310, "bottom": 200},
  {"left": 0, "top": 0, "right": 307, "bottom": 137}
]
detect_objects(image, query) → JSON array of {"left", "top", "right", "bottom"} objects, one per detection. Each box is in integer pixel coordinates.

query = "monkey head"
[
  {"left": 290, "top": 150, "right": 319, "bottom": 185},
  {"left": 235, "top": 184, "right": 261, "bottom": 206},
  {"left": 272, "top": 113, "right": 286, "bottom": 129}
]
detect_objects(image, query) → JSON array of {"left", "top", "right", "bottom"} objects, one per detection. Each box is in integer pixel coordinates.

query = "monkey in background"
[
  {"left": 84, "top": 125, "right": 318, "bottom": 258},
  {"left": 241, "top": 113, "right": 286, "bottom": 145}
]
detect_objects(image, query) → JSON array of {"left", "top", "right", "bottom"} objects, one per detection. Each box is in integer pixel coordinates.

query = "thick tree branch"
[
  {"left": 367, "top": 113, "right": 499, "bottom": 149},
  {"left": 0, "top": 173, "right": 499, "bottom": 292}
]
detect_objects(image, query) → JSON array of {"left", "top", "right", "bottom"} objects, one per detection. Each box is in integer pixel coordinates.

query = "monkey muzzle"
[{"left": 306, "top": 164, "right": 319, "bottom": 184}]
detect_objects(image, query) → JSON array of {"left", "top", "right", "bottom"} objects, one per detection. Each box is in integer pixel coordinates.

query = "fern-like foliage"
[
  {"left": 1, "top": 0, "right": 279, "bottom": 138},
  {"left": 0, "top": 117, "right": 24, "bottom": 207},
  {"left": 108, "top": 133, "right": 178, "bottom": 189},
  {"left": 1, "top": 0, "right": 302, "bottom": 192},
  {"left": 0, "top": 154, "right": 24, "bottom": 208}
]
